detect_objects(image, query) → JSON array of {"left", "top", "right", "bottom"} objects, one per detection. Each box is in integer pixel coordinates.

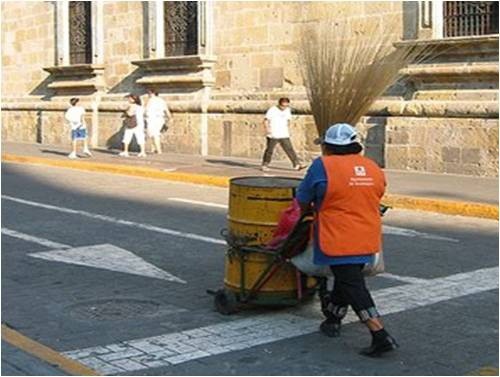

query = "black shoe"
[
  {"left": 319, "top": 318, "right": 341, "bottom": 337},
  {"left": 359, "top": 334, "right": 399, "bottom": 357}
]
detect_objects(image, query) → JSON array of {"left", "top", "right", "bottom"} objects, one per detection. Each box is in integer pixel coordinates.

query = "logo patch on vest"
[
  {"left": 354, "top": 166, "right": 366, "bottom": 176},
  {"left": 350, "top": 165, "right": 374, "bottom": 186}
]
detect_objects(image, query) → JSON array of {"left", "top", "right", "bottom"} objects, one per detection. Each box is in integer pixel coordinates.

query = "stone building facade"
[{"left": 2, "top": 1, "right": 498, "bottom": 176}]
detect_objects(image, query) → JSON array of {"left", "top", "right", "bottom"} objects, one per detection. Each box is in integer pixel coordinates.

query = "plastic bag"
[
  {"left": 290, "top": 244, "right": 332, "bottom": 277},
  {"left": 266, "top": 199, "right": 301, "bottom": 249},
  {"left": 362, "top": 250, "right": 385, "bottom": 276},
  {"left": 292, "top": 246, "right": 384, "bottom": 277}
]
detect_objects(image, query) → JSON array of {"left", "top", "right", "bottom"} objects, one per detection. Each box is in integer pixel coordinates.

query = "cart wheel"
[{"left": 214, "top": 289, "right": 238, "bottom": 315}]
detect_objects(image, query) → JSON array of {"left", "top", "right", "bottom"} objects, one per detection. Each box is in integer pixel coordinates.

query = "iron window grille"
[
  {"left": 443, "top": 1, "right": 499, "bottom": 37},
  {"left": 164, "top": 1, "right": 198, "bottom": 56}
]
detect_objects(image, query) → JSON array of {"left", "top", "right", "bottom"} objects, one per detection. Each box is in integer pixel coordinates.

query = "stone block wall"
[
  {"left": 1, "top": 1, "right": 144, "bottom": 98},
  {"left": 1, "top": 1, "right": 498, "bottom": 177},
  {"left": 1, "top": 2, "right": 54, "bottom": 97},
  {"left": 212, "top": 1, "right": 403, "bottom": 92},
  {"left": 103, "top": 1, "right": 144, "bottom": 94},
  {"left": 206, "top": 113, "right": 318, "bottom": 162},
  {"left": 1, "top": 111, "right": 40, "bottom": 143},
  {"left": 162, "top": 114, "right": 202, "bottom": 155},
  {"left": 384, "top": 117, "right": 499, "bottom": 176}
]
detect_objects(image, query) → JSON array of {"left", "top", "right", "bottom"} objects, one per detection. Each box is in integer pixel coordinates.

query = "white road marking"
[
  {"left": 3, "top": 225, "right": 426, "bottom": 292},
  {"left": 378, "top": 272, "right": 427, "bottom": 284},
  {"left": 2, "top": 195, "right": 225, "bottom": 245},
  {"left": 168, "top": 198, "right": 228, "bottom": 209},
  {"left": 383, "top": 225, "right": 459, "bottom": 243},
  {"left": 29, "top": 244, "right": 186, "bottom": 284},
  {"left": 64, "top": 266, "right": 498, "bottom": 374},
  {"left": 139, "top": 199, "right": 461, "bottom": 243},
  {"left": 3, "top": 195, "right": 458, "bottom": 244},
  {"left": 2, "top": 228, "right": 70, "bottom": 249},
  {"left": 154, "top": 199, "right": 461, "bottom": 243},
  {"left": 3, "top": 227, "right": 186, "bottom": 283},
  {"left": 5, "top": 224, "right": 427, "bottom": 294}
]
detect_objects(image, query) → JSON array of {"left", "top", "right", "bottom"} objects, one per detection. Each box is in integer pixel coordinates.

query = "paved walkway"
[{"left": 2, "top": 141, "right": 498, "bottom": 206}]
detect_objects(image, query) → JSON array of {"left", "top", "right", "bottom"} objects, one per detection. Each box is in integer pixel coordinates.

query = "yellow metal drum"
[{"left": 224, "top": 176, "right": 314, "bottom": 299}]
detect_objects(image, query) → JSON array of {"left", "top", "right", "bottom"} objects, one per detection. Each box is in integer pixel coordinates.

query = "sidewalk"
[
  {"left": 2, "top": 341, "right": 67, "bottom": 376},
  {"left": 2, "top": 141, "right": 498, "bottom": 218},
  {"left": 2, "top": 324, "right": 97, "bottom": 376}
]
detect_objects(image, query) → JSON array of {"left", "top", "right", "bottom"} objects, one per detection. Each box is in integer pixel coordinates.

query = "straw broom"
[{"left": 298, "top": 19, "right": 434, "bottom": 136}]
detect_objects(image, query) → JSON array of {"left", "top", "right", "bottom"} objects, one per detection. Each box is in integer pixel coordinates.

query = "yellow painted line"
[
  {"left": 2, "top": 324, "right": 99, "bottom": 376},
  {"left": 467, "top": 366, "right": 499, "bottom": 376},
  {"left": 2, "top": 153, "right": 498, "bottom": 220}
]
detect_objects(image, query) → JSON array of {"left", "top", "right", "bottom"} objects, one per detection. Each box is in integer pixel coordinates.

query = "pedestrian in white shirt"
[
  {"left": 120, "top": 94, "right": 146, "bottom": 157},
  {"left": 262, "top": 97, "right": 305, "bottom": 171},
  {"left": 145, "top": 89, "right": 172, "bottom": 154},
  {"left": 64, "top": 97, "right": 92, "bottom": 159}
]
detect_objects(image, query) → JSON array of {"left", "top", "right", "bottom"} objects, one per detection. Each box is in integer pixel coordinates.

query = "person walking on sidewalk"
[
  {"left": 296, "top": 123, "right": 398, "bottom": 357},
  {"left": 120, "top": 94, "right": 146, "bottom": 158},
  {"left": 64, "top": 97, "right": 92, "bottom": 159},
  {"left": 261, "top": 98, "right": 305, "bottom": 171},
  {"left": 145, "top": 89, "right": 172, "bottom": 155}
]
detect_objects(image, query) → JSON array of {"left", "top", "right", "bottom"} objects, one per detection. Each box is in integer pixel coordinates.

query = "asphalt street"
[{"left": 1, "top": 162, "right": 498, "bottom": 375}]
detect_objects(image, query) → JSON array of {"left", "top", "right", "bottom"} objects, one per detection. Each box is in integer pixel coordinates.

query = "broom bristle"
[{"left": 298, "top": 19, "right": 433, "bottom": 136}]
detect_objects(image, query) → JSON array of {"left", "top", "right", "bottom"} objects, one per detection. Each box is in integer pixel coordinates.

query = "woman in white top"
[
  {"left": 145, "top": 89, "right": 172, "bottom": 154},
  {"left": 120, "top": 94, "right": 146, "bottom": 157}
]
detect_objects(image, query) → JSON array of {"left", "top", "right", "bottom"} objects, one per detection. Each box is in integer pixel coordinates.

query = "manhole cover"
[{"left": 68, "top": 298, "right": 161, "bottom": 321}]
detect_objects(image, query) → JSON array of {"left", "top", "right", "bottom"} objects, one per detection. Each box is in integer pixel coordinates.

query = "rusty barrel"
[{"left": 224, "top": 176, "right": 313, "bottom": 302}]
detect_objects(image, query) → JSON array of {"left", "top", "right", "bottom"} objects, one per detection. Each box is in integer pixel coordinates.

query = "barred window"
[
  {"left": 164, "top": 1, "right": 198, "bottom": 56},
  {"left": 69, "top": 1, "right": 92, "bottom": 64},
  {"left": 444, "top": 1, "right": 499, "bottom": 37}
]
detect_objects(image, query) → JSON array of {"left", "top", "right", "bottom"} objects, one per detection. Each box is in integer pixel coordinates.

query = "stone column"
[
  {"left": 431, "top": 0, "right": 444, "bottom": 38},
  {"left": 90, "top": 95, "right": 100, "bottom": 148},
  {"left": 91, "top": 2, "right": 104, "bottom": 64},
  {"left": 199, "top": 1, "right": 214, "bottom": 156},
  {"left": 147, "top": 0, "right": 165, "bottom": 58},
  {"left": 90, "top": 2, "right": 104, "bottom": 148},
  {"left": 205, "top": 0, "right": 214, "bottom": 55},
  {"left": 56, "top": 1, "right": 69, "bottom": 66},
  {"left": 200, "top": 88, "right": 210, "bottom": 156}
]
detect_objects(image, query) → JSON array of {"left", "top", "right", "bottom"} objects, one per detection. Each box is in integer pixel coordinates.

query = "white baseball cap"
[{"left": 315, "top": 123, "right": 358, "bottom": 146}]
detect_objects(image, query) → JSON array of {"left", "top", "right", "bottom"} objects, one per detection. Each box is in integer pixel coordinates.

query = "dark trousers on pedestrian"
[
  {"left": 262, "top": 137, "right": 300, "bottom": 166},
  {"left": 327, "top": 264, "right": 380, "bottom": 322}
]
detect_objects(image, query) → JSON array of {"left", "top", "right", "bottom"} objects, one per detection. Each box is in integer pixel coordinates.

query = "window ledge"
[
  {"left": 395, "top": 35, "right": 499, "bottom": 48},
  {"left": 131, "top": 55, "right": 217, "bottom": 89},
  {"left": 131, "top": 55, "right": 217, "bottom": 72},
  {"left": 43, "top": 64, "right": 105, "bottom": 76},
  {"left": 42, "top": 64, "right": 106, "bottom": 94},
  {"left": 136, "top": 75, "right": 215, "bottom": 87},
  {"left": 401, "top": 63, "right": 499, "bottom": 78},
  {"left": 395, "top": 36, "right": 498, "bottom": 90}
]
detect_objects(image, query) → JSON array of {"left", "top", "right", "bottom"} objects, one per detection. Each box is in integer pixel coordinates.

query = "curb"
[
  {"left": 2, "top": 153, "right": 498, "bottom": 220},
  {"left": 383, "top": 194, "right": 498, "bottom": 220},
  {"left": 2, "top": 153, "right": 230, "bottom": 188}
]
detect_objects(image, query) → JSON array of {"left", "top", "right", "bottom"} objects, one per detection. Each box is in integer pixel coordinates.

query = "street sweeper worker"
[{"left": 295, "top": 123, "right": 398, "bottom": 357}]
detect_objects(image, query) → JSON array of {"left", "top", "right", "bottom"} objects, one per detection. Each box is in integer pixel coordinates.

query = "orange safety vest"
[{"left": 317, "top": 154, "right": 386, "bottom": 257}]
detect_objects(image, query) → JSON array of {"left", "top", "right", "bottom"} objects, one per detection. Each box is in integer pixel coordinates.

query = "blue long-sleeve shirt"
[{"left": 296, "top": 157, "right": 373, "bottom": 266}]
